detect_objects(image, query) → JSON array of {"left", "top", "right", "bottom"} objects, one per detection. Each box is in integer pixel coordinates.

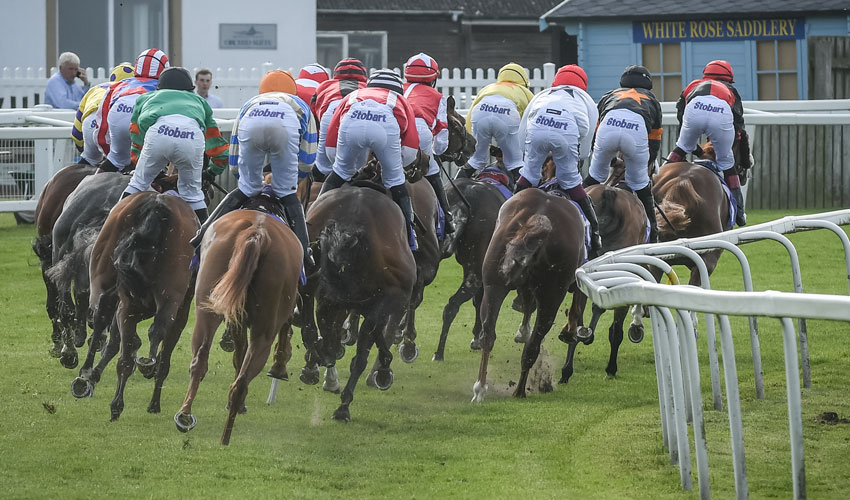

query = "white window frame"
[
  {"left": 107, "top": 0, "right": 169, "bottom": 68},
  {"left": 316, "top": 31, "right": 387, "bottom": 69}
]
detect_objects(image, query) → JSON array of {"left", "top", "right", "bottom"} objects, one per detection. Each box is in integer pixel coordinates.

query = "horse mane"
[
  {"left": 113, "top": 195, "right": 172, "bottom": 301},
  {"left": 207, "top": 225, "right": 268, "bottom": 324}
]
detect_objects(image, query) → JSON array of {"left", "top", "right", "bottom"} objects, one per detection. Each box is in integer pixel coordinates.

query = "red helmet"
[
  {"left": 404, "top": 53, "right": 440, "bottom": 83},
  {"left": 703, "top": 60, "right": 734, "bottom": 83},
  {"left": 552, "top": 64, "right": 587, "bottom": 91},
  {"left": 134, "top": 48, "right": 169, "bottom": 79}
]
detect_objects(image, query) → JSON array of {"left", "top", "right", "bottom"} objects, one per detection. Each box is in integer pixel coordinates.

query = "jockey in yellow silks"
[{"left": 71, "top": 63, "right": 134, "bottom": 165}]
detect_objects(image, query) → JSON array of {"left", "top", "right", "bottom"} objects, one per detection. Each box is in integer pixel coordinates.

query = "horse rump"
[
  {"left": 498, "top": 214, "right": 553, "bottom": 286},
  {"left": 206, "top": 226, "right": 268, "bottom": 324},
  {"left": 656, "top": 178, "right": 699, "bottom": 233},
  {"left": 112, "top": 197, "right": 172, "bottom": 303}
]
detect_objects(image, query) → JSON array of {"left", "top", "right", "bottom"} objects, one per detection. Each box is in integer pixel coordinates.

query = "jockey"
[
  {"left": 402, "top": 52, "right": 454, "bottom": 234},
  {"left": 311, "top": 58, "right": 368, "bottom": 181},
  {"left": 295, "top": 63, "right": 330, "bottom": 107},
  {"left": 320, "top": 69, "right": 420, "bottom": 250},
  {"left": 96, "top": 48, "right": 170, "bottom": 173},
  {"left": 514, "top": 64, "right": 603, "bottom": 258},
  {"left": 669, "top": 60, "right": 750, "bottom": 226},
  {"left": 457, "top": 63, "right": 534, "bottom": 181},
  {"left": 71, "top": 62, "right": 134, "bottom": 165},
  {"left": 120, "top": 67, "right": 228, "bottom": 223},
  {"left": 585, "top": 65, "right": 663, "bottom": 242},
  {"left": 190, "top": 70, "right": 318, "bottom": 267}
]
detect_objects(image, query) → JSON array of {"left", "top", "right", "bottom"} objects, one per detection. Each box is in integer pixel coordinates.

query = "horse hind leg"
[
  {"left": 110, "top": 304, "right": 140, "bottom": 421},
  {"left": 147, "top": 294, "right": 193, "bottom": 415},
  {"left": 267, "top": 323, "right": 293, "bottom": 381},
  {"left": 175, "top": 309, "right": 223, "bottom": 433},
  {"left": 334, "top": 317, "right": 379, "bottom": 422},
  {"left": 44, "top": 270, "right": 63, "bottom": 357},
  {"left": 434, "top": 272, "right": 476, "bottom": 361},
  {"left": 137, "top": 300, "right": 182, "bottom": 380},
  {"left": 222, "top": 326, "right": 277, "bottom": 445},
  {"left": 605, "top": 306, "right": 628, "bottom": 378},
  {"left": 514, "top": 290, "right": 562, "bottom": 398},
  {"left": 72, "top": 284, "right": 89, "bottom": 348}
]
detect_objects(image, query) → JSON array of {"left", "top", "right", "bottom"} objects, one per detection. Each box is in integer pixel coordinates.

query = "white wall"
[
  {"left": 0, "top": 1, "right": 47, "bottom": 71},
  {"left": 180, "top": 0, "right": 316, "bottom": 72}
]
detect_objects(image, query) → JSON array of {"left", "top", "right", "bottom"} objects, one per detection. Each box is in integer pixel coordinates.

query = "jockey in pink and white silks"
[
  {"left": 458, "top": 63, "right": 535, "bottom": 181},
  {"left": 320, "top": 69, "right": 421, "bottom": 250},
  {"left": 402, "top": 52, "right": 454, "bottom": 233},
  {"left": 513, "top": 64, "right": 603, "bottom": 258}
]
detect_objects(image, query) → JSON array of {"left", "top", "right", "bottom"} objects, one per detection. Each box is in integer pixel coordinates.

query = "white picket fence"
[{"left": 0, "top": 63, "right": 559, "bottom": 110}]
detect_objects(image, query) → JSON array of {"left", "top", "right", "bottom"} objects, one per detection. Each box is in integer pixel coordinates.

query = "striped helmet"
[
  {"left": 109, "top": 62, "right": 134, "bottom": 82},
  {"left": 298, "top": 63, "right": 330, "bottom": 83},
  {"left": 703, "top": 60, "right": 734, "bottom": 83},
  {"left": 404, "top": 53, "right": 439, "bottom": 83},
  {"left": 333, "top": 58, "right": 367, "bottom": 82},
  {"left": 367, "top": 69, "right": 404, "bottom": 95},
  {"left": 134, "top": 48, "right": 169, "bottom": 79}
]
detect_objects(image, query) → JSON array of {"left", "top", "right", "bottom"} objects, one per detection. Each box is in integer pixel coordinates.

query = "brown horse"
[
  {"left": 298, "top": 185, "right": 416, "bottom": 421},
  {"left": 174, "top": 207, "right": 302, "bottom": 445},
  {"left": 472, "top": 188, "right": 586, "bottom": 401},
  {"left": 83, "top": 191, "right": 198, "bottom": 420},
  {"left": 33, "top": 162, "right": 96, "bottom": 356}
]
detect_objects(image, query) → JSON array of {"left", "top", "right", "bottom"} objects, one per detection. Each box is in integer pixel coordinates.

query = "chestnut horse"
[
  {"left": 83, "top": 191, "right": 198, "bottom": 420},
  {"left": 472, "top": 188, "right": 586, "bottom": 401},
  {"left": 33, "top": 162, "right": 96, "bottom": 356},
  {"left": 174, "top": 207, "right": 302, "bottom": 445}
]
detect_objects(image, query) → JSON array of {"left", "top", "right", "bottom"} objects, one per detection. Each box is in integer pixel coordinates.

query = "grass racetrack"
[{"left": 1, "top": 210, "right": 848, "bottom": 499}]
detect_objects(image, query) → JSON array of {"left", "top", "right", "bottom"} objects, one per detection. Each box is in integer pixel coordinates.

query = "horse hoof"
[
  {"left": 71, "top": 377, "right": 94, "bottom": 398},
  {"left": 400, "top": 341, "right": 418, "bottom": 363},
  {"left": 374, "top": 369, "right": 394, "bottom": 391},
  {"left": 59, "top": 352, "right": 78, "bottom": 370},
  {"left": 300, "top": 366, "right": 319, "bottom": 385},
  {"left": 322, "top": 379, "right": 341, "bottom": 394},
  {"left": 335, "top": 343, "right": 346, "bottom": 361},
  {"left": 174, "top": 412, "right": 197, "bottom": 433},
  {"left": 365, "top": 371, "right": 377, "bottom": 388},
  {"left": 74, "top": 332, "right": 86, "bottom": 349},
  {"left": 219, "top": 336, "right": 235, "bottom": 353},
  {"left": 471, "top": 380, "right": 487, "bottom": 403},
  {"left": 135, "top": 356, "right": 156, "bottom": 379},
  {"left": 576, "top": 326, "right": 594, "bottom": 343},
  {"left": 432, "top": 351, "right": 444, "bottom": 362},
  {"left": 49, "top": 343, "right": 62, "bottom": 358},
  {"left": 469, "top": 337, "right": 481, "bottom": 351},
  {"left": 628, "top": 324, "right": 644, "bottom": 344},
  {"left": 110, "top": 406, "right": 122, "bottom": 422},
  {"left": 332, "top": 406, "right": 350, "bottom": 423},
  {"left": 267, "top": 366, "right": 289, "bottom": 381},
  {"left": 147, "top": 402, "right": 161, "bottom": 414},
  {"left": 558, "top": 376, "right": 570, "bottom": 385}
]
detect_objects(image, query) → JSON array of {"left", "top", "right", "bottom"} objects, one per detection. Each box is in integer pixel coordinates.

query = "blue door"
[{"left": 687, "top": 41, "right": 754, "bottom": 100}]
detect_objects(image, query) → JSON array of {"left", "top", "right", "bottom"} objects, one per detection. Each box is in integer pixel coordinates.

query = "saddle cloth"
[
  {"left": 477, "top": 167, "right": 513, "bottom": 200},
  {"left": 693, "top": 159, "right": 738, "bottom": 229},
  {"left": 538, "top": 179, "right": 592, "bottom": 261}
]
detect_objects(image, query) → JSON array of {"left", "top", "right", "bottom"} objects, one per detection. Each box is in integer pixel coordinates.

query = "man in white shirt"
[{"left": 195, "top": 68, "right": 224, "bottom": 108}]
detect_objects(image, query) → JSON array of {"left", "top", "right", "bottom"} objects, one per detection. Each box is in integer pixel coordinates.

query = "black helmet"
[
  {"left": 157, "top": 67, "right": 195, "bottom": 91},
  {"left": 620, "top": 65, "right": 653, "bottom": 90}
]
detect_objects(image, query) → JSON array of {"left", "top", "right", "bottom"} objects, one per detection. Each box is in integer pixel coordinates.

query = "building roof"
[
  {"left": 317, "top": 1, "right": 561, "bottom": 20},
  {"left": 542, "top": 0, "right": 850, "bottom": 21}
]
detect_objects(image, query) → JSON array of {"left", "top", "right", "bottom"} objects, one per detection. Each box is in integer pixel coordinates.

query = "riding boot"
[
  {"left": 311, "top": 165, "right": 327, "bottom": 182},
  {"left": 635, "top": 185, "right": 658, "bottom": 243},
  {"left": 508, "top": 168, "right": 522, "bottom": 185},
  {"left": 194, "top": 208, "right": 209, "bottom": 224},
  {"left": 318, "top": 171, "right": 346, "bottom": 196},
  {"left": 582, "top": 175, "right": 600, "bottom": 188},
  {"left": 724, "top": 171, "right": 747, "bottom": 226},
  {"left": 96, "top": 157, "right": 119, "bottom": 174},
  {"left": 425, "top": 173, "right": 454, "bottom": 234},
  {"left": 190, "top": 188, "right": 248, "bottom": 249},
  {"left": 576, "top": 195, "right": 603, "bottom": 259},
  {"left": 119, "top": 191, "right": 131, "bottom": 201},
  {"left": 389, "top": 184, "right": 418, "bottom": 251},
  {"left": 513, "top": 175, "right": 532, "bottom": 193},
  {"left": 665, "top": 146, "right": 687, "bottom": 165},
  {"left": 279, "top": 193, "right": 315, "bottom": 268},
  {"left": 455, "top": 165, "right": 476, "bottom": 179}
]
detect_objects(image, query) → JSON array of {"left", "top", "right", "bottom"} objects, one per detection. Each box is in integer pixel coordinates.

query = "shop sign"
[
  {"left": 220, "top": 24, "right": 277, "bottom": 50},
  {"left": 633, "top": 18, "right": 804, "bottom": 43}
]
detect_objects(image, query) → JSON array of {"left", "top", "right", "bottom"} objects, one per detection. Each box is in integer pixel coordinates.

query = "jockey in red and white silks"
[{"left": 295, "top": 63, "right": 329, "bottom": 106}]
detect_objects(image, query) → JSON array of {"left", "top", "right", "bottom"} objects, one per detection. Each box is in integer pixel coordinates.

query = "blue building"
[{"left": 539, "top": 1, "right": 850, "bottom": 101}]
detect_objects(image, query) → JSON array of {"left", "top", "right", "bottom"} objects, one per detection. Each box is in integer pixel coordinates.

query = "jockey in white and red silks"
[
  {"left": 402, "top": 52, "right": 455, "bottom": 233},
  {"left": 310, "top": 58, "right": 368, "bottom": 181},
  {"left": 320, "top": 69, "right": 421, "bottom": 250},
  {"left": 669, "top": 60, "right": 750, "bottom": 226},
  {"left": 295, "top": 63, "right": 330, "bottom": 110}
]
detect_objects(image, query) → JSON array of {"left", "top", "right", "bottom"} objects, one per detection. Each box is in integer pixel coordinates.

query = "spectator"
[
  {"left": 194, "top": 68, "right": 224, "bottom": 108},
  {"left": 44, "top": 52, "right": 91, "bottom": 109}
]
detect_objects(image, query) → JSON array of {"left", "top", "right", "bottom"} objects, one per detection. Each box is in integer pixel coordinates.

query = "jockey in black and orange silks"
[
  {"left": 669, "top": 59, "right": 750, "bottom": 226},
  {"left": 585, "top": 65, "right": 663, "bottom": 242}
]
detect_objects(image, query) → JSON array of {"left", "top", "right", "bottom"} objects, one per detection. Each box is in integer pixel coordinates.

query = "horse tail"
[
  {"left": 113, "top": 197, "right": 171, "bottom": 301},
  {"left": 32, "top": 234, "right": 52, "bottom": 263},
  {"left": 499, "top": 214, "right": 552, "bottom": 285},
  {"left": 656, "top": 178, "right": 699, "bottom": 232},
  {"left": 596, "top": 187, "right": 624, "bottom": 241},
  {"left": 47, "top": 226, "right": 101, "bottom": 293},
  {"left": 207, "top": 226, "right": 267, "bottom": 324}
]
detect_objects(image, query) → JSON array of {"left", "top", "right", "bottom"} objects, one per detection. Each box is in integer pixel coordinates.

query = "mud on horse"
[
  {"left": 472, "top": 188, "right": 586, "bottom": 401},
  {"left": 80, "top": 191, "right": 198, "bottom": 421},
  {"left": 174, "top": 205, "right": 302, "bottom": 445}
]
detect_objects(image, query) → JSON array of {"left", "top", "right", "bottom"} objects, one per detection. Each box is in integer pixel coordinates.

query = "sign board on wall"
[
  {"left": 634, "top": 18, "right": 804, "bottom": 43},
  {"left": 219, "top": 24, "right": 277, "bottom": 50}
]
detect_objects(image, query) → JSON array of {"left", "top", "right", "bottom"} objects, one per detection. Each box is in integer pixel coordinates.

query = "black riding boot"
[
  {"left": 665, "top": 146, "right": 687, "bottom": 165},
  {"left": 730, "top": 187, "right": 747, "bottom": 226},
  {"left": 311, "top": 165, "right": 327, "bottom": 182},
  {"left": 389, "top": 184, "right": 418, "bottom": 251},
  {"left": 455, "top": 165, "right": 476, "bottom": 179},
  {"left": 318, "top": 171, "right": 346, "bottom": 196},
  {"left": 635, "top": 185, "right": 658, "bottom": 243},
  {"left": 190, "top": 189, "right": 248, "bottom": 249},
  {"left": 194, "top": 208, "right": 209, "bottom": 224},
  {"left": 96, "top": 158, "right": 120, "bottom": 174},
  {"left": 582, "top": 174, "right": 601, "bottom": 188},
  {"left": 279, "top": 193, "right": 314, "bottom": 268},
  {"left": 425, "top": 173, "right": 454, "bottom": 234},
  {"left": 576, "top": 195, "right": 603, "bottom": 259}
]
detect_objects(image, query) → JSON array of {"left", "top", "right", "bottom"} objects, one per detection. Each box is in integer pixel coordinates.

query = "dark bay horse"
[
  {"left": 83, "top": 191, "right": 198, "bottom": 420},
  {"left": 33, "top": 162, "right": 96, "bottom": 356},
  {"left": 472, "top": 188, "right": 586, "bottom": 401},
  {"left": 175, "top": 208, "right": 302, "bottom": 445},
  {"left": 298, "top": 185, "right": 416, "bottom": 422}
]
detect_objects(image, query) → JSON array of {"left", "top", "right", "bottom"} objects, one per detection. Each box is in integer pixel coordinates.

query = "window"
[
  {"left": 756, "top": 40, "right": 798, "bottom": 100},
  {"left": 641, "top": 43, "right": 682, "bottom": 101},
  {"left": 317, "top": 32, "right": 386, "bottom": 70}
]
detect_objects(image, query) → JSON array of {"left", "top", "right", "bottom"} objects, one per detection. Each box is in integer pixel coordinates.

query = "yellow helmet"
[
  {"left": 497, "top": 63, "right": 529, "bottom": 88},
  {"left": 109, "top": 62, "right": 134, "bottom": 82}
]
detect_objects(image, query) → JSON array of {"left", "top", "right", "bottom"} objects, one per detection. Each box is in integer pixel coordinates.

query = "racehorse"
[
  {"left": 472, "top": 188, "right": 586, "bottom": 402},
  {"left": 174, "top": 204, "right": 302, "bottom": 445},
  {"left": 83, "top": 191, "right": 198, "bottom": 420},
  {"left": 48, "top": 172, "right": 131, "bottom": 369},
  {"left": 298, "top": 185, "right": 416, "bottom": 422},
  {"left": 32, "top": 162, "right": 96, "bottom": 356}
]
